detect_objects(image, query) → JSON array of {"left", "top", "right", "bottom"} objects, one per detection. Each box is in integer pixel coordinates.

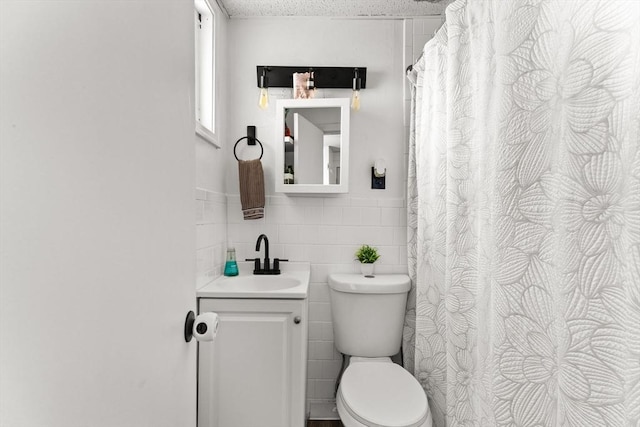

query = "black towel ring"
[{"left": 233, "top": 136, "right": 264, "bottom": 161}]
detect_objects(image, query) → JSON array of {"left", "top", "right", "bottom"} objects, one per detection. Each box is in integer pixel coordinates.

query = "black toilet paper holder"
[
  {"left": 185, "top": 310, "right": 213, "bottom": 342},
  {"left": 184, "top": 311, "right": 196, "bottom": 342}
]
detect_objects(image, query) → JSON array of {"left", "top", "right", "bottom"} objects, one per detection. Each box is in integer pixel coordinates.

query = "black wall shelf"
[{"left": 256, "top": 66, "right": 367, "bottom": 89}]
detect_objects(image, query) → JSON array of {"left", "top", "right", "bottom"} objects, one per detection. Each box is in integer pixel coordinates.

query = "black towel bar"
[{"left": 233, "top": 136, "right": 264, "bottom": 161}]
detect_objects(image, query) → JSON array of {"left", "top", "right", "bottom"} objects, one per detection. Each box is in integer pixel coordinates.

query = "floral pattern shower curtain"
[{"left": 404, "top": 0, "right": 640, "bottom": 426}]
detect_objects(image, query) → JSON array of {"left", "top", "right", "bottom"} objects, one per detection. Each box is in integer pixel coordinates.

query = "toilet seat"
[{"left": 337, "top": 361, "right": 429, "bottom": 427}]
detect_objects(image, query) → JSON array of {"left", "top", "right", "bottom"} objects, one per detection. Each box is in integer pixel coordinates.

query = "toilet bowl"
[
  {"left": 328, "top": 274, "right": 433, "bottom": 427},
  {"left": 336, "top": 357, "right": 431, "bottom": 427}
]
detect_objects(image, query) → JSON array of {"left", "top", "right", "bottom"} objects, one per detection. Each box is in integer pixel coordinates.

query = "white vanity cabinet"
[{"left": 197, "top": 297, "right": 308, "bottom": 427}]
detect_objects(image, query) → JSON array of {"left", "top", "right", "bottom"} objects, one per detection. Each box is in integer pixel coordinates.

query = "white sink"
[
  {"left": 197, "top": 261, "right": 310, "bottom": 299},
  {"left": 214, "top": 275, "right": 300, "bottom": 291}
]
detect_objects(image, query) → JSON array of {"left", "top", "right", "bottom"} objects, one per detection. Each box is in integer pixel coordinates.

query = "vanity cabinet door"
[{"left": 198, "top": 298, "right": 308, "bottom": 427}]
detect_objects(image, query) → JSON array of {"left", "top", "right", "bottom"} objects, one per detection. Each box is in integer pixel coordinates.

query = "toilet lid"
[{"left": 339, "top": 362, "right": 428, "bottom": 427}]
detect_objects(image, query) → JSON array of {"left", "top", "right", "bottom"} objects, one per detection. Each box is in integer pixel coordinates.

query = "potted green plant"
[{"left": 355, "top": 244, "right": 380, "bottom": 276}]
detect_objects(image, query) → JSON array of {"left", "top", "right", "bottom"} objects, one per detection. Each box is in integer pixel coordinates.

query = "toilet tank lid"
[{"left": 328, "top": 274, "right": 411, "bottom": 294}]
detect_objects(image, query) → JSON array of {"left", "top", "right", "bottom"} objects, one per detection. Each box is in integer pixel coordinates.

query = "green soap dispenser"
[{"left": 223, "top": 241, "right": 239, "bottom": 276}]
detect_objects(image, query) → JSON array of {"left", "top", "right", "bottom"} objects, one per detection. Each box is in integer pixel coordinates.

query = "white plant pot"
[{"left": 360, "top": 263, "right": 375, "bottom": 277}]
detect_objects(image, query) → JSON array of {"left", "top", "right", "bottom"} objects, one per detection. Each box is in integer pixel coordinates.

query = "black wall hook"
[{"left": 247, "top": 125, "right": 256, "bottom": 146}]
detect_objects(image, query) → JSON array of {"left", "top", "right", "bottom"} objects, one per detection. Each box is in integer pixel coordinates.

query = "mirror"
[{"left": 275, "top": 98, "right": 350, "bottom": 193}]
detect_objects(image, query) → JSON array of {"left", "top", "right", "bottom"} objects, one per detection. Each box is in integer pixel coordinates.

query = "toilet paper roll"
[{"left": 193, "top": 312, "right": 219, "bottom": 342}]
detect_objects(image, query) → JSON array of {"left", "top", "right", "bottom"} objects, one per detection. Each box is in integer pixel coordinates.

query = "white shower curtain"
[{"left": 404, "top": 0, "right": 640, "bottom": 426}]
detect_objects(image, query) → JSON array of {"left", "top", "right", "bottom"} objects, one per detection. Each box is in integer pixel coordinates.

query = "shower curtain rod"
[{"left": 406, "top": 51, "right": 425, "bottom": 74}]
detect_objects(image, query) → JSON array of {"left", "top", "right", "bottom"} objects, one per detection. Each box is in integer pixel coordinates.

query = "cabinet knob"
[{"left": 294, "top": 316, "right": 301, "bottom": 324}]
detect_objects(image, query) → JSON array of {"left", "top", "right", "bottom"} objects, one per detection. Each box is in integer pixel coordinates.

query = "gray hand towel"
[{"left": 238, "top": 159, "right": 265, "bottom": 220}]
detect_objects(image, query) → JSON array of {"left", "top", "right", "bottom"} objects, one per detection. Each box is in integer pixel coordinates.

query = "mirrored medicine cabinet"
[{"left": 275, "top": 98, "right": 350, "bottom": 194}]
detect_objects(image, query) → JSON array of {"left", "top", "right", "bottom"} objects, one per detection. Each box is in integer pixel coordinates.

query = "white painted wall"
[
  {"left": 196, "top": 0, "right": 230, "bottom": 287},
  {"left": 224, "top": 17, "right": 409, "bottom": 408},
  {"left": 0, "top": 2, "right": 197, "bottom": 426},
  {"left": 225, "top": 18, "right": 407, "bottom": 199},
  {"left": 196, "top": 1, "right": 229, "bottom": 195}
]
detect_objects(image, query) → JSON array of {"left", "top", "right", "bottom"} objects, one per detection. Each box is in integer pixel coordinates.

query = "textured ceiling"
[{"left": 217, "top": 0, "right": 451, "bottom": 18}]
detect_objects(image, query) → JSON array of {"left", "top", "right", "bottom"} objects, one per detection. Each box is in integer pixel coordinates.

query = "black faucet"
[
  {"left": 256, "top": 233, "right": 270, "bottom": 271},
  {"left": 247, "top": 234, "right": 287, "bottom": 275}
]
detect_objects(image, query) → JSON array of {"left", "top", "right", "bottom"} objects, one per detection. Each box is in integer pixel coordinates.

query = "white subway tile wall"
[
  {"left": 227, "top": 194, "right": 408, "bottom": 407},
  {"left": 196, "top": 189, "right": 227, "bottom": 288}
]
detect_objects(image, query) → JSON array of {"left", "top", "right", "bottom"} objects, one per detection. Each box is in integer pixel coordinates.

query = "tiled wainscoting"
[
  {"left": 195, "top": 188, "right": 227, "bottom": 288},
  {"left": 226, "top": 194, "right": 408, "bottom": 409}
]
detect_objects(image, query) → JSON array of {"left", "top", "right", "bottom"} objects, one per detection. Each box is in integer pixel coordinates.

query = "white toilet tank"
[{"left": 328, "top": 274, "right": 411, "bottom": 357}]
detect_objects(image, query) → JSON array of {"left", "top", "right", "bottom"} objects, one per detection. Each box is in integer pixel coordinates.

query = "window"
[{"left": 194, "top": 0, "right": 219, "bottom": 147}]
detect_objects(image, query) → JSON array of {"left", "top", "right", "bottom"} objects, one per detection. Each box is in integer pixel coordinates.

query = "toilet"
[{"left": 329, "top": 274, "right": 432, "bottom": 427}]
